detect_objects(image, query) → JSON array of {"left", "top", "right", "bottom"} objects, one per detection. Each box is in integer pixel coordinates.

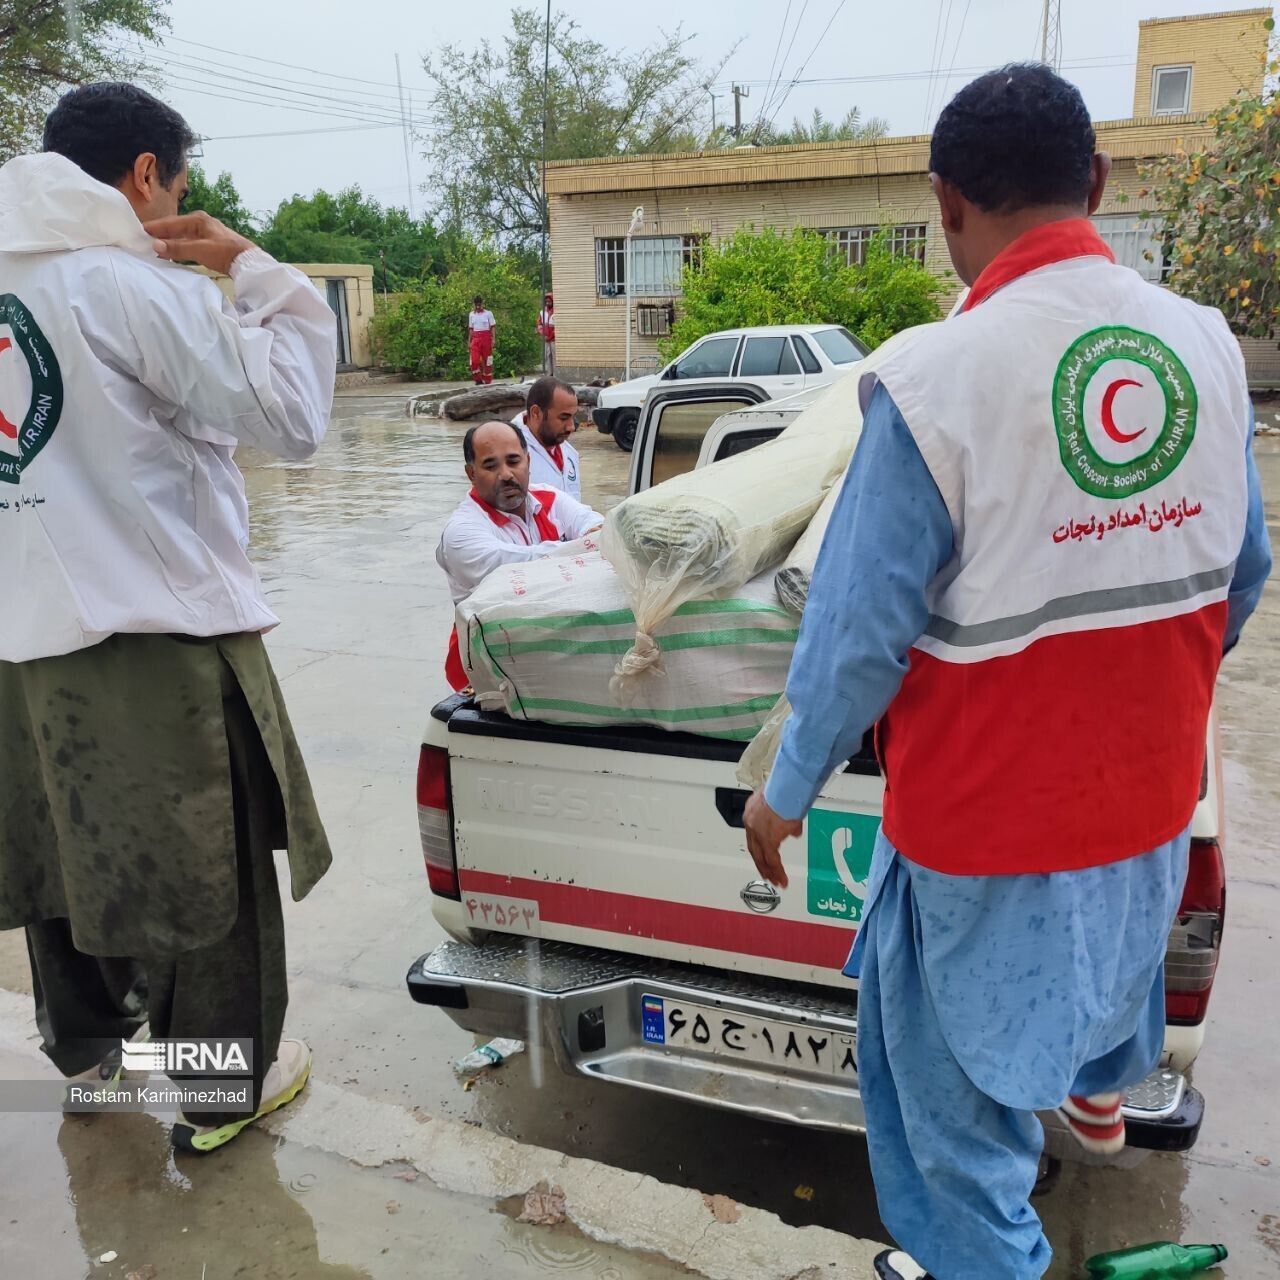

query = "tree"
[
  {"left": 757, "top": 107, "right": 889, "bottom": 147},
  {"left": 421, "top": 7, "right": 731, "bottom": 250},
  {"left": 659, "top": 225, "right": 942, "bottom": 360},
  {"left": 1141, "top": 29, "right": 1280, "bottom": 341},
  {"left": 182, "top": 165, "right": 256, "bottom": 237},
  {"left": 260, "top": 186, "right": 446, "bottom": 289},
  {"left": 370, "top": 242, "right": 540, "bottom": 380},
  {"left": 0, "top": 0, "right": 168, "bottom": 162}
]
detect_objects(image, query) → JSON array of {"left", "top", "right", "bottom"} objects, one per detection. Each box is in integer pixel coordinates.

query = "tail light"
[
  {"left": 417, "top": 745, "right": 460, "bottom": 899},
  {"left": 1164, "top": 837, "right": 1225, "bottom": 1025}
]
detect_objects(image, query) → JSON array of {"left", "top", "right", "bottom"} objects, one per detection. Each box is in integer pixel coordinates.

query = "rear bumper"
[
  {"left": 591, "top": 407, "right": 614, "bottom": 432},
  {"left": 406, "top": 936, "right": 1202, "bottom": 1159}
]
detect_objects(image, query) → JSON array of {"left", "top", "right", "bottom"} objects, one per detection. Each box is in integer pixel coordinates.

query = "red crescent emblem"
[
  {"left": 0, "top": 336, "right": 18, "bottom": 440},
  {"left": 1100, "top": 377, "right": 1146, "bottom": 444}
]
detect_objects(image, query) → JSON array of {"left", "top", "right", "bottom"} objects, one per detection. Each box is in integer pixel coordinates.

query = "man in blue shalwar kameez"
[{"left": 743, "top": 64, "right": 1270, "bottom": 1280}]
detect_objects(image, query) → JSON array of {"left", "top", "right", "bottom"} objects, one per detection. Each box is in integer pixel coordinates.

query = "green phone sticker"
[{"left": 806, "top": 809, "right": 878, "bottom": 922}]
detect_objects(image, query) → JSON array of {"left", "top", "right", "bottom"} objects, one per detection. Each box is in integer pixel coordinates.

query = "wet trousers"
[
  {"left": 851, "top": 837, "right": 1186, "bottom": 1279},
  {"left": 469, "top": 330, "right": 494, "bottom": 383},
  {"left": 24, "top": 661, "right": 288, "bottom": 1126}
]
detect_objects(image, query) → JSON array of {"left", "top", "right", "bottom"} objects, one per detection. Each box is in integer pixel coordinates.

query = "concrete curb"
[{"left": 263, "top": 1079, "right": 884, "bottom": 1279}]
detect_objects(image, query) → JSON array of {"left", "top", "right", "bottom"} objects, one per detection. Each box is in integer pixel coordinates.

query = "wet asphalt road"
[{"left": 1, "top": 385, "right": 1276, "bottom": 1277}]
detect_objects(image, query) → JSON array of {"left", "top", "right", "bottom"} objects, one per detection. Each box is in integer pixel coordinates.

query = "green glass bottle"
[{"left": 1084, "top": 1242, "right": 1228, "bottom": 1279}]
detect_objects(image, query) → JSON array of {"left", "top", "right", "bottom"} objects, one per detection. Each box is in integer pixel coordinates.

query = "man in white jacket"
[
  {"left": 511, "top": 376, "right": 583, "bottom": 498},
  {"left": 436, "top": 420, "right": 602, "bottom": 688},
  {"left": 0, "top": 83, "right": 336, "bottom": 1153}
]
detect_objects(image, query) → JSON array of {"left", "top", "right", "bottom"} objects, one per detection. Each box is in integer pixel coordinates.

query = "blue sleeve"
[
  {"left": 1224, "top": 412, "right": 1271, "bottom": 654},
  {"left": 764, "top": 384, "right": 954, "bottom": 819}
]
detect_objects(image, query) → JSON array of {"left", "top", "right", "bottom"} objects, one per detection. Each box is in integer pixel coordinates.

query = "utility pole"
[
  {"left": 708, "top": 88, "right": 724, "bottom": 135},
  {"left": 540, "top": 0, "right": 551, "bottom": 349},
  {"left": 1040, "top": 0, "right": 1062, "bottom": 72},
  {"left": 394, "top": 53, "right": 415, "bottom": 217},
  {"left": 732, "top": 84, "right": 750, "bottom": 141}
]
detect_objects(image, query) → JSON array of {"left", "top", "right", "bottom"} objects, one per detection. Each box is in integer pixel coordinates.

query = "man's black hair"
[
  {"left": 463, "top": 421, "right": 526, "bottom": 464},
  {"left": 930, "top": 64, "right": 1096, "bottom": 213},
  {"left": 473, "top": 295, "right": 484, "bottom": 305},
  {"left": 526, "top": 376, "right": 575, "bottom": 417},
  {"left": 43, "top": 83, "right": 197, "bottom": 189}
]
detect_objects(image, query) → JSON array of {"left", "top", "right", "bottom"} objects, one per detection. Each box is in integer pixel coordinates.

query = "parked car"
[
  {"left": 591, "top": 324, "right": 869, "bottom": 451},
  {"left": 409, "top": 383, "right": 1216, "bottom": 1170}
]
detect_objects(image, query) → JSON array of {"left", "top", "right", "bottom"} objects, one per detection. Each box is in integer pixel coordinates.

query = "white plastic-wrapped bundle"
[
  {"left": 774, "top": 470, "right": 847, "bottom": 616},
  {"left": 458, "top": 547, "right": 798, "bottom": 741},
  {"left": 600, "top": 371, "right": 865, "bottom": 701}
]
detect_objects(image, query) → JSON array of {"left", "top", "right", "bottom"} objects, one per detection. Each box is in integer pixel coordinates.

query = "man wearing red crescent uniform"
[
  {"left": 435, "top": 420, "right": 602, "bottom": 689},
  {"left": 743, "top": 66, "right": 1270, "bottom": 1280}
]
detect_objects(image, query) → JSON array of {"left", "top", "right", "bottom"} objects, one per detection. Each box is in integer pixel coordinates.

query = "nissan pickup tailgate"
[{"left": 438, "top": 703, "right": 884, "bottom": 988}]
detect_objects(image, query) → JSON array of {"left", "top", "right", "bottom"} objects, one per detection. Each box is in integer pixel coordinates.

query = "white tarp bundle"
[
  {"left": 599, "top": 373, "right": 864, "bottom": 701},
  {"left": 458, "top": 546, "right": 798, "bottom": 741}
]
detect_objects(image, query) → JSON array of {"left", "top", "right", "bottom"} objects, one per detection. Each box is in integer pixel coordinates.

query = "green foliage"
[
  {"left": 182, "top": 165, "right": 256, "bottom": 237},
  {"left": 659, "top": 226, "right": 942, "bottom": 359},
  {"left": 1141, "top": 52, "right": 1280, "bottom": 340},
  {"left": 370, "top": 242, "right": 541, "bottom": 379},
  {"left": 422, "top": 7, "right": 732, "bottom": 249},
  {"left": 756, "top": 107, "right": 888, "bottom": 147},
  {"left": 0, "top": 0, "right": 169, "bottom": 161},
  {"left": 259, "top": 185, "right": 447, "bottom": 289}
]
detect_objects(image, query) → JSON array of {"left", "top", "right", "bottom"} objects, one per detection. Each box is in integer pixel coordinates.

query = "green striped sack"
[{"left": 459, "top": 549, "right": 796, "bottom": 741}]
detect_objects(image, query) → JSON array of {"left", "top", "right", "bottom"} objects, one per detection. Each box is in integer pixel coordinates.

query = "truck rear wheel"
[{"left": 612, "top": 408, "right": 638, "bottom": 452}]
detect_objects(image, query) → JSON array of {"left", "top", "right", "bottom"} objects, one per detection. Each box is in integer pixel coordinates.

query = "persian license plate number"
[{"left": 640, "top": 994, "right": 855, "bottom": 1078}]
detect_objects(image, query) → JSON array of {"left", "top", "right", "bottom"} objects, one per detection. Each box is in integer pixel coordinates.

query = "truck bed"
[{"left": 427, "top": 695, "right": 883, "bottom": 988}]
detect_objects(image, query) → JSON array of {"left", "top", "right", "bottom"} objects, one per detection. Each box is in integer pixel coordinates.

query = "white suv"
[{"left": 591, "top": 324, "right": 868, "bottom": 451}]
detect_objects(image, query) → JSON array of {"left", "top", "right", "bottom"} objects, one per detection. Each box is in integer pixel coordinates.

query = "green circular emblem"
[
  {"left": 1051, "top": 325, "right": 1198, "bottom": 499},
  {"left": 0, "top": 293, "right": 63, "bottom": 486}
]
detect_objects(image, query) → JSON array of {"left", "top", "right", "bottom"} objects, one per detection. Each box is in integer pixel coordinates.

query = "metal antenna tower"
[{"left": 1040, "top": 0, "right": 1063, "bottom": 72}]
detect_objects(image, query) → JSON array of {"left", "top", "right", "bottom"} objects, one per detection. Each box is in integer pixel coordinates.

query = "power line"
[
  {"left": 203, "top": 122, "right": 403, "bottom": 142},
  {"left": 143, "top": 70, "right": 438, "bottom": 132},
  {"left": 714, "top": 55, "right": 1133, "bottom": 93},
  {"left": 922, "top": 0, "right": 949, "bottom": 130},
  {"left": 142, "top": 43, "right": 413, "bottom": 110},
  {"left": 757, "top": 0, "right": 793, "bottom": 130},
  {"left": 756, "top": 0, "right": 809, "bottom": 136},
  {"left": 935, "top": 0, "right": 975, "bottom": 125},
  {"left": 924, "top": 0, "right": 956, "bottom": 128},
  {"left": 160, "top": 32, "right": 433, "bottom": 95},
  {"left": 762, "top": 0, "right": 850, "bottom": 135}
]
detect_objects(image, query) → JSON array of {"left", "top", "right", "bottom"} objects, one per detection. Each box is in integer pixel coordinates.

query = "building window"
[
  {"left": 1152, "top": 65, "right": 1192, "bottom": 116},
  {"left": 636, "top": 303, "right": 674, "bottom": 337},
  {"left": 1093, "top": 214, "right": 1170, "bottom": 283},
  {"left": 823, "top": 224, "right": 927, "bottom": 266},
  {"left": 595, "top": 234, "right": 705, "bottom": 297}
]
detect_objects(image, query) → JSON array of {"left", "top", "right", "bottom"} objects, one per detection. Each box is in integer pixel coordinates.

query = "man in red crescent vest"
[
  {"left": 743, "top": 65, "right": 1270, "bottom": 1280},
  {"left": 435, "top": 420, "right": 602, "bottom": 689}
]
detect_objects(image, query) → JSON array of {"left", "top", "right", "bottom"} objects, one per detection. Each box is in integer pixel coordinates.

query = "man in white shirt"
[
  {"left": 511, "top": 376, "right": 583, "bottom": 498},
  {"left": 467, "top": 294, "right": 496, "bottom": 384},
  {"left": 0, "top": 83, "right": 335, "bottom": 1154},
  {"left": 436, "top": 419, "right": 603, "bottom": 688}
]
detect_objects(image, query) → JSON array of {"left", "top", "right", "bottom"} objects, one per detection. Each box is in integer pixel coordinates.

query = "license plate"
[{"left": 640, "top": 994, "right": 856, "bottom": 1078}]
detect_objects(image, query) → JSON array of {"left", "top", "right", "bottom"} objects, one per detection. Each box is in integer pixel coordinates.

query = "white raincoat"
[{"left": 0, "top": 152, "right": 337, "bottom": 662}]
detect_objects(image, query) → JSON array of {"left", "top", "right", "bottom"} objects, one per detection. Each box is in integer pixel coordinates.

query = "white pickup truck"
[{"left": 408, "top": 380, "right": 1224, "bottom": 1167}]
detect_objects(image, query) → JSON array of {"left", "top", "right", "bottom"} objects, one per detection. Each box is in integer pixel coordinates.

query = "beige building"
[
  {"left": 546, "top": 7, "right": 1276, "bottom": 385},
  {"left": 200, "top": 262, "right": 377, "bottom": 371}
]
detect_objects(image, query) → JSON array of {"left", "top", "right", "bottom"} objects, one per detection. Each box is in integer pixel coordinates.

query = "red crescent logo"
[
  {"left": 1100, "top": 377, "right": 1146, "bottom": 444},
  {"left": 0, "top": 337, "right": 19, "bottom": 440}
]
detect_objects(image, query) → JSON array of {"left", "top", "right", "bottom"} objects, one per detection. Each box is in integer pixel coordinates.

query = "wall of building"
[
  {"left": 549, "top": 157, "right": 1160, "bottom": 381},
  {"left": 1132, "top": 8, "right": 1271, "bottom": 115},
  {"left": 195, "top": 262, "right": 376, "bottom": 370}
]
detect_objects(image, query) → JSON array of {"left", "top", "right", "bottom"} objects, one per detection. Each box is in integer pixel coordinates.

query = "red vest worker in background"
[{"left": 468, "top": 295, "right": 496, "bottom": 384}]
